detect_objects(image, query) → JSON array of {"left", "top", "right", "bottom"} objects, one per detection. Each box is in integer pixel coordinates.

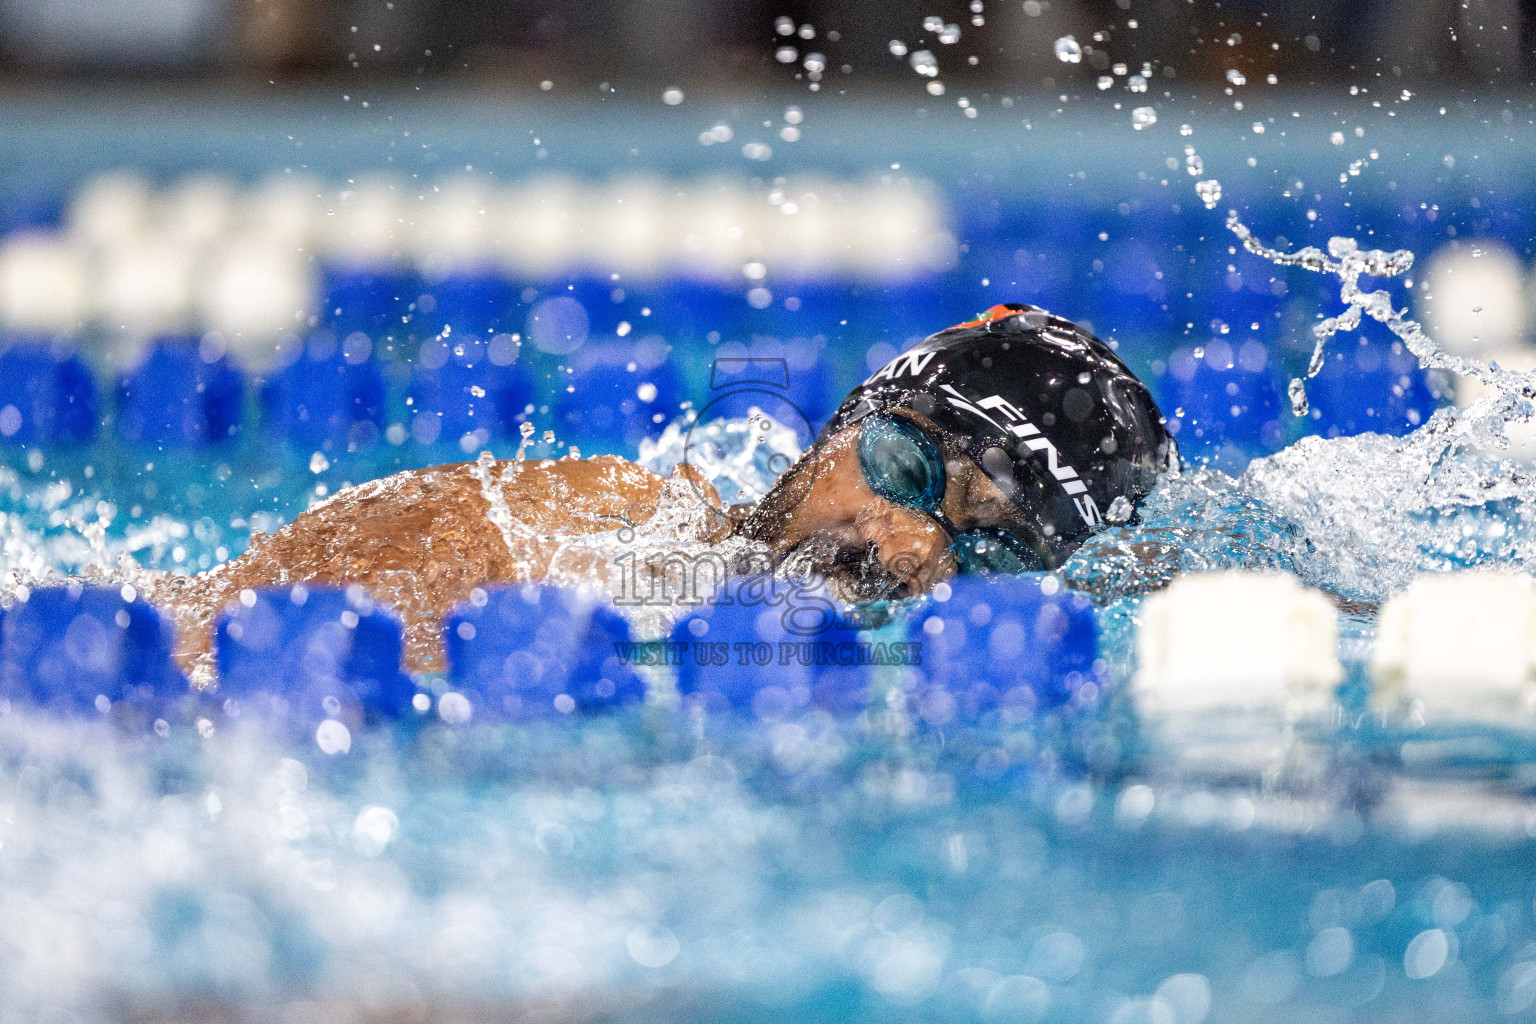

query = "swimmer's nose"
[{"left": 854, "top": 504, "right": 954, "bottom": 593}]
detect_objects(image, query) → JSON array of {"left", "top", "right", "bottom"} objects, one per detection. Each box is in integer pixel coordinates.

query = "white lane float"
[
  {"left": 1135, "top": 571, "right": 1343, "bottom": 719},
  {"left": 1372, "top": 570, "right": 1536, "bottom": 722}
]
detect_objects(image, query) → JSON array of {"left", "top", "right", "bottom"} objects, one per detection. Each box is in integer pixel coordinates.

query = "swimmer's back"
[{"left": 166, "top": 455, "right": 682, "bottom": 678}]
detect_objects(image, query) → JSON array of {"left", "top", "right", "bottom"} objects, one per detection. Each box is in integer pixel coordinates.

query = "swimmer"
[
  {"left": 157, "top": 304, "right": 1174, "bottom": 678},
  {"left": 742, "top": 303, "right": 1173, "bottom": 598}
]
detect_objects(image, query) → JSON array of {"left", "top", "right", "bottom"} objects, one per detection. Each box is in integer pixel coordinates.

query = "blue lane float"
[
  {"left": 902, "top": 575, "right": 1101, "bottom": 729},
  {"left": 1305, "top": 333, "right": 1445, "bottom": 438},
  {"left": 407, "top": 333, "right": 535, "bottom": 445},
  {"left": 0, "top": 340, "right": 97, "bottom": 444},
  {"left": 1156, "top": 338, "right": 1285, "bottom": 458},
  {"left": 0, "top": 185, "right": 64, "bottom": 235},
  {"left": 555, "top": 339, "right": 683, "bottom": 452},
  {"left": 1083, "top": 236, "right": 1181, "bottom": 331},
  {"left": 654, "top": 278, "right": 747, "bottom": 346},
  {"left": 260, "top": 336, "right": 386, "bottom": 450},
  {"left": 416, "top": 272, "right": 518, "bottom": 338},
  {"left": 320, "top": 267, "right": 405, "bottom": 338},
  {"left": 0, "top": 583, "right": 186, "bottom": 718},
  {"left": 214, "top": 584, "right": 417, "bottom": 727},
  {"left": 671, "top": 576, "right": 873, "bottom": 718},
  {"left": 443, "top": 584, "right": 645, "bottom": 720},
  {"left": 856, "top": 279, "right": 965, "bottom": 352},
  {"left": 541, "top": 276, "right": 640, "bottom": 338},
  {"left": 964, "top": 243, "right": 1075, "bottom": 323},
  {"left": 115, "top": 337, "right": 244, "bottom": 447}
]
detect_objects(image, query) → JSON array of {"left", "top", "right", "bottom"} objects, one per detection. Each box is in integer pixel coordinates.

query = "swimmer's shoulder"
[{"left": 433, "top": 452, "right": 665, "bottom": 490}]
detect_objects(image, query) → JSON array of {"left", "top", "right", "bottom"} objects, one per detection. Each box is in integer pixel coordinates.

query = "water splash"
[
  {"left": 1065, "top": 210, "right": 1536, "bottom": 608},
  {"left": 638, "top": 409, "right": 803, "bottom": 506},
  {"left": 502, "top": 411, "right": 801, "bottom": 637},
  {"left": 1225, "top": 212, "right": 1535, "bottom": 460}
]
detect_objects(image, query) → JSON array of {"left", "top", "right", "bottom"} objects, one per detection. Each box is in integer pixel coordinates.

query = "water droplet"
[
  {"left": 1053, "top": 35, "right": 1082, "bottom": 63},
  {"left": 627, "top": 925, "right": 681, "bottom": 968},
  {"left": 316, "top": 719, "right": 351, "bottom": 755},
  {"left": 352, "top": 806, "right": 399, "bottom": 857},
  {"left": 775, "top": 45, "right": 798, "bottom": 64},
  {"left": 802, "top": 52, "right": 826, "bottom": 73},
  {"left": 889, "top": 39, "right": 908, "bottom": 56},
  {"left": 1097, "top": 75, "right": 1113, "bottom": 90},
  {"left": 309, "top": 451, "right": 330, "bottom": 474},
  {"left": 909, "top": 49, "right": 938, "bottom": 76},
  {"left": 1225, "top": 68, "right": 1246, "bottom": 86},
  {"left": 1128, "top": 74, "right": 1148, "bottom": 92},
  {"left": 1131, "top": 106, "right": 1157, "bottom": 129},
  {"left": 1195, "top": 178, "right": 1222, "bottom": 209},
  {"left": 438, "top": 691, "right": 473, "bottom": 725},
  {"left": 661, "top": 87, "right": 684, "bottom": 105},
  {"left": 1288, "top": 377, "right": 1310, "bottom": 416}
]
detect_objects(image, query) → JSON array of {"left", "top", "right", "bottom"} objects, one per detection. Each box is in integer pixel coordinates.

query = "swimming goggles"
[{"left": 856, "top": 414, "right": 1044, "bottom": 575}]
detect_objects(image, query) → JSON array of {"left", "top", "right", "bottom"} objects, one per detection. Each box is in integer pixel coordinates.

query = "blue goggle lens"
[
  {"left": 951, "top": 528, "right": 1043, "bottom": 575},
  {"left": 857, "top": 415, "right": 946, "bottom": 512}
]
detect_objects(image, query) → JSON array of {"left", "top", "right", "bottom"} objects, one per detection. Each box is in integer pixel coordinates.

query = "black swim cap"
[{"left": 823, "top": 303, "right": 1176, "bottom": 566}]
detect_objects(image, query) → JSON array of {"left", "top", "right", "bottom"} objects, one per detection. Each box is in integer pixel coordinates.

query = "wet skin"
[{"left": 158, "top": 419, "right": 1023, "bottom": 680}]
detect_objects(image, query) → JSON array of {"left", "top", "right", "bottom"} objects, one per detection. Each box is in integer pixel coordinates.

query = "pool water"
[
  {"left": 3, "top": 389, "right": 1536, "bottom": 1023},
  {"left": 6, "top": 699, "right": 1536, "bottom": 1024}
]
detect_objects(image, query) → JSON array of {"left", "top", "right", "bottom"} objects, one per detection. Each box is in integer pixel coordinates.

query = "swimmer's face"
[{"left": 743, "top": 413, "right": 1030, "bottom": 602}]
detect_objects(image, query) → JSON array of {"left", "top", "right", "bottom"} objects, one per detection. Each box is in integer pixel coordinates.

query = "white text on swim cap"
[
  {"left": 939, "top": 385, "right": 1103, "bottom": 528},
  {"left": 867, "top": 349, "right": 937, "bottom": 383}
]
